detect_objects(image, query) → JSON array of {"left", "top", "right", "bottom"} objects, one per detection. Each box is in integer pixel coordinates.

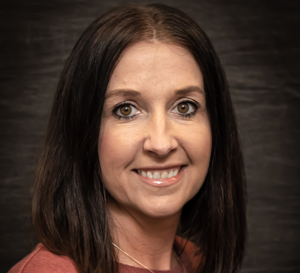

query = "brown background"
[{"left": 1, "top": 0, "right": 299, "bottom": 272}]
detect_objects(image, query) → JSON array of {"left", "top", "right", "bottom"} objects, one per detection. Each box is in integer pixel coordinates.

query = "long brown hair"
[{"left": 33, "top": 4, "right": 247, "bottom": 273}]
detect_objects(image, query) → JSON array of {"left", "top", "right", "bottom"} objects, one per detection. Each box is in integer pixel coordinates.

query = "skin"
[{"left": 98, "top": 42, "right": 212, "bottom": 270}]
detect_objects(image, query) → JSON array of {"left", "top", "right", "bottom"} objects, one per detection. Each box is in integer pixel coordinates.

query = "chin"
[{"left": 136, "top": 200, "right": 184, "bottom": 219}]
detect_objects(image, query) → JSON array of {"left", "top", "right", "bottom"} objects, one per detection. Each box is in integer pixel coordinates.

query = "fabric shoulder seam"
[{"left": 18, "top": 246, "right": 43, "bottom": 273}]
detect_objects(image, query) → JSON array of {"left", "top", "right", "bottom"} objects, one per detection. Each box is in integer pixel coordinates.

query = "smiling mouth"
[{"left": 133, "top": 165, "right": 185, "bottom": 179}]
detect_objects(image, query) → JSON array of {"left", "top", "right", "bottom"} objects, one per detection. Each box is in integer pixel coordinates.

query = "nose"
[{"left": 143, "top": 111, "right": 178, "bottom": 157}]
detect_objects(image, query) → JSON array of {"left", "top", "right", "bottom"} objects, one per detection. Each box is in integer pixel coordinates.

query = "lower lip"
[{"left": 134, "top": 166, "right": 186, "bottom": 187}]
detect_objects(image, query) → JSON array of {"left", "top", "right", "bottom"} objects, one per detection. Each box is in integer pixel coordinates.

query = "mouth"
[{"left": 133, "top": 165, "right": 185, "bottom": 179}]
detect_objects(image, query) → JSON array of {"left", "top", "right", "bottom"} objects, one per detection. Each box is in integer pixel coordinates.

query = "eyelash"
[
  {"left": 176, "top": 100, "right": 199, "bottom": 119},
  {"left": 113, "top": 100, "right": 199, "bottom": 120},
  {"left": 113, "top": 102, "right": 139, "bottom": 120}
]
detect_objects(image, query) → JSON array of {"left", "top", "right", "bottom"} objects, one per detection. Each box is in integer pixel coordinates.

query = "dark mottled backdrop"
[{"left": 1, "top": 0, "right": 299, "bottom": 272}]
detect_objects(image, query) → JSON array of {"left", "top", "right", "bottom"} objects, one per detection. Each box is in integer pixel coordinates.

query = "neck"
[{"left": 108, "top": 197, "right": 181, "bottom": 270}]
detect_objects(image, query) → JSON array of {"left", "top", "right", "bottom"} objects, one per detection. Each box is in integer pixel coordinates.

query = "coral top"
[{"left": 8, "top": 237, "right": 200, "bottom": 273}]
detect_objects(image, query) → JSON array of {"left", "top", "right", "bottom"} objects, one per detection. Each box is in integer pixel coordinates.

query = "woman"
[{"left": 9, "top": 3, "right": 246, "bottom": 273}]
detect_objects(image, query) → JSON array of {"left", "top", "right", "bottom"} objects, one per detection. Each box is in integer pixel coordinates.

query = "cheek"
[
  {"left": 98, "top": 122, "right": 144, "bottom": 202},
  {"left": 182, "top": 123, "right": 212, "bottom": 190},
  {"left": 183, "top": 124, "right": 212, "bottom": 162},
  {"left": 98, "top": 124, "right": 140, "bottom": 174},
  {"left": 195, "top": 130, "right": 212, "bottom": 161}
]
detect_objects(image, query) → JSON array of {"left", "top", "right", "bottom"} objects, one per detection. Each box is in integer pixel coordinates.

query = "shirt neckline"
[{"left": 118, "top": 261, "right": 183, "bottom": 273}]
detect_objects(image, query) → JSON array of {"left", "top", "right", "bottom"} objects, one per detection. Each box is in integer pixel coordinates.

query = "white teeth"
[
  {"left": 137, "top": 167, "right": 182, "bottom": 179},
  {"left": 153, "top": 172, "right": 160, "bottom": 179},
  {"left": 161, "top": 172, "right": 168, "bottom": 179}
]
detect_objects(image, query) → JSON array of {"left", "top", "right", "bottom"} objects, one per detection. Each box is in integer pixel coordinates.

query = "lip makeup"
[{"left": 134, "top": 166, "right": 186, "bottom": 187}]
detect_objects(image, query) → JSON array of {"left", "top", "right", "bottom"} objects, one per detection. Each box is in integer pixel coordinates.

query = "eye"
[
  {"left": 173, "top": 101, "right": 198, "bottom": 117},
  {"left": 114, "top": 104, "right": 140, "bottom": 119}
]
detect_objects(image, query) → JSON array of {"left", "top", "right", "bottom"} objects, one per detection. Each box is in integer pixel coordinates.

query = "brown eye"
[
  {"left": 115, "top": 103, "right": 140, "bottom": 119},
  {"left": 173, "top": 101, "right": 197, "bottom": 117},
  {"left": 177, "top": 102, "right": 189, "bottom": 114},
  {"left": 120, "top": 105, "right": 132, "bottom": 116}
]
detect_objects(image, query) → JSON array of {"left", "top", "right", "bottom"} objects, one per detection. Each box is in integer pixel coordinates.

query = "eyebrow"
[
  {"left": 105, "top": 85, "right": 204, "bottom": 99},
  {"left": 105, "top": 89, "right": 141, "bottom": 99},
  {"left": 175, "top": 86, "right": 205, "bottom": 96}
]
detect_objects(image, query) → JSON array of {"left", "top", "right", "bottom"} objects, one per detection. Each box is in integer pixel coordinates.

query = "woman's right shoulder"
[{"left": 8, "top": 244, "right": 78, "bottom": 273}]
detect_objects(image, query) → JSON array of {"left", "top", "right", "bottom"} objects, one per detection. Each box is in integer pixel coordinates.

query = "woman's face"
[{"left": 98, "top": 42, "right": 211, "bottom": 218}]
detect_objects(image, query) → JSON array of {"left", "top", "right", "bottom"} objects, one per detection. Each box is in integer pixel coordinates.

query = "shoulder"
[
  {"left": 174, "top": 236, "right": 202, "bottom": 272},
  {"left": 8, "top": 244, "right": 78, "bottom": 273}
]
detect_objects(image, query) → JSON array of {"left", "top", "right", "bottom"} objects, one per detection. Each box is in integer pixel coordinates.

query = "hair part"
[{"left": 33, "top": 4, "right": 246, "bottom": 273}]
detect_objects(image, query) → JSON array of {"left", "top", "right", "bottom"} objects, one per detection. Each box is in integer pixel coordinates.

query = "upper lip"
[{"left": 133, "top": 164, "right": 185, "bottom": 171}]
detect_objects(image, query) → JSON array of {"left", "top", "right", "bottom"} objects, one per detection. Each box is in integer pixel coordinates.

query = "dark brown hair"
[{"left": 32, "top": 3, "right": 247, "bottom": 273}]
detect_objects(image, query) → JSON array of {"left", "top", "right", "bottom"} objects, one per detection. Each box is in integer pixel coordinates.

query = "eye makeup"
[{"left": 112, "top": 99, "right": 200, "bottom": 120}]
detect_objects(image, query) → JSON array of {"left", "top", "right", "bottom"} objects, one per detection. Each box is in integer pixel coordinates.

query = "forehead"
[{"left": 106, "top": 42, "right": 204, "bottom": 95}]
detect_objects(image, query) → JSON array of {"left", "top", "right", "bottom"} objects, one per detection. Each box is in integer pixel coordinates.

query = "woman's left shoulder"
[{"left": 174, "top": 236, "right": 202, "bottom": 272}]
